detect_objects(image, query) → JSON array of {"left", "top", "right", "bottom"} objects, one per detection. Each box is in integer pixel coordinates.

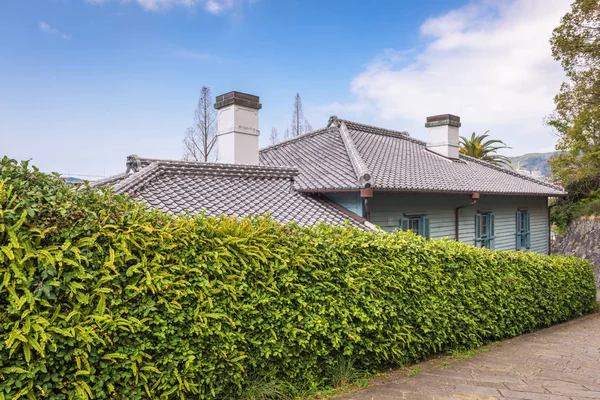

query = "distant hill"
[{"left": 508, "top": 152, "right": 558, "bottom": 179}]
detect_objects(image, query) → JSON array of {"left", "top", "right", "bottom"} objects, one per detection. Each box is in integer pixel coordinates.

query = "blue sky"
[{"left": 1, "top": 0, "right": 571, "bottom": 177}]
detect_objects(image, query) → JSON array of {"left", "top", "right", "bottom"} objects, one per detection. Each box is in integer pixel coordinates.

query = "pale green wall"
[
  {"left": 327, "top": 192, "right": 549, "bottom": 254},
  {"left": 325, "top": 192, "right": 363, "bottom": 217}
]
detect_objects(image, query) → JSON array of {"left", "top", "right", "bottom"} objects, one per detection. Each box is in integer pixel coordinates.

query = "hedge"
[{"left": 0, "top": 157, "right": 597, "bottom": 399}]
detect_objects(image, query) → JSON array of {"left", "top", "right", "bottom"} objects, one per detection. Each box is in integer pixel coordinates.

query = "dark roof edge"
[
  {"left": 299, "top": 187, "right": 565, "bottom": 197},
  {"left": 370, "top": 187, "right": 566, "bottom": 197}
]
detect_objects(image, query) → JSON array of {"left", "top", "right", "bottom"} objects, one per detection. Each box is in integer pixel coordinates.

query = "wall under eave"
[
  {"left": 357, "top": 192, "right": 549, "bottom": 254},
  {"left": 324, "top": 192, "right": 364, "bottom": 218}
]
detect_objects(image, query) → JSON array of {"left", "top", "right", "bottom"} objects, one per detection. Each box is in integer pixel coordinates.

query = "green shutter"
[
  {"left": 516, "top": 211, "right": 522, "bottom": 250},
  {"left": 400, "top": 218, "right": 409, "bottom": 232},
  {"left": 488, "top": 214, "right": 495, "bottom": 250},
  {"left": 422, "top": 216, "right": 430, "bottom": 240},
  {"left": 475, "top": 214, "right": 482, "bottom": 247},
  {"left": 525, "top": 211, "right": 531, "bottom": 249}
]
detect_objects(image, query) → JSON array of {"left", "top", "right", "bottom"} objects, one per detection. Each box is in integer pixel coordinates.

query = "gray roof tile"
[
  {"left": 260, "top": 117, "right": 565, "bottom": 197},
  {"left": 259, "top": 127, "right": 359, "bottom": 190},
  {"left": 96, "top": 156, "right": 369, "bottom": 230}
]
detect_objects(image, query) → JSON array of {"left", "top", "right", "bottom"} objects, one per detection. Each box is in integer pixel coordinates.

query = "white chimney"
[
  {"left": 425, "top": 114, "right": 461, "bottom": 159},
  {"left": 214, "top": 91, "right": 262, "bottom": 165}
]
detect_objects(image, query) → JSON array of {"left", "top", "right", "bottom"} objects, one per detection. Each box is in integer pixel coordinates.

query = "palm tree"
[{"left": 459, "top": 131, "right": 512, "bottom": 167}]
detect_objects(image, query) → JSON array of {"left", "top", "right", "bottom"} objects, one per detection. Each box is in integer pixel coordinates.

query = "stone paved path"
[{"left": 341, "top": 313, "right": 600, "bottom": 400}]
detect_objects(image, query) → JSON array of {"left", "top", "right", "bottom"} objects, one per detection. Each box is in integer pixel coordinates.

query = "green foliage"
[
  {"left": 459, "top": 131, "right": 511, "bottom": 167},
  {"left": 0, "top": 157, "right": 597, "bottom": 399},
  {"left": 239, "top": 379, "right": 292, "bottom": 400},
  {"left": 551, "top": 177, "right": 600, "bottom": 231},
  {"left": 548, "top": 0, "right": 600, "bottom": 190},
  {"left": 330, "top": 356, "right": 362, "bottom": 388}
]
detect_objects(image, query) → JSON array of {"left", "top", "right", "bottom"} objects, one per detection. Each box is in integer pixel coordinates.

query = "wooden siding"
[{"left": 366, "top": 192, "right": 549, "bottom": 254}]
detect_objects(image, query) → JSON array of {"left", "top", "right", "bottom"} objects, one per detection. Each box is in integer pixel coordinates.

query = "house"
[{"left": 96, "top": 91, "right": 565, "bottom": 254}]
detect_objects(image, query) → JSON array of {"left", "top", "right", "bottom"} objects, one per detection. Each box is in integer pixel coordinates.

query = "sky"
[{"left": 0, "top": 0, "right": 573, "bottom": 178}]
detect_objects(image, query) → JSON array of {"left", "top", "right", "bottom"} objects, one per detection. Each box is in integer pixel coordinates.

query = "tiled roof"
[
  {"left": 260, "top": 117, "right": 565, "bottom": 197},
  {"left": 94, "top": 156, "right": 371, "bottom": 230},
  {"left": 259, "top": 127, "right": 360, "bottom": 190}
]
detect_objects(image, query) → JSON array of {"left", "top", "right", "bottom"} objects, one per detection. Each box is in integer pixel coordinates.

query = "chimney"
[
  {"left": 425, "top": 114, "right": 461, "bottom": 159},
  {"left": 214, "top": 91, "right": 262, "bottom": 165}
]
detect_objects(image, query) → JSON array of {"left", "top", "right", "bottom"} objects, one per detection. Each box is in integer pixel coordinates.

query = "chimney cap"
[
  {"left": 425, "top": 114, "right": 461, "bottom": 128},
  {"left": 215, "top": 91, "right": 262, "bottom": 110}
]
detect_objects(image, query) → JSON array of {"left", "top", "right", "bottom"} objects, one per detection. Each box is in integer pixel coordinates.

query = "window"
[
  {"left": 400, "top": 216, "right": 430, "bottom": 239},
  {"left": 475, "top": 213, "right": 495, "bottom": 249},
  {"left": 516, "top": 210, "right": 531, "bottom": 250}
]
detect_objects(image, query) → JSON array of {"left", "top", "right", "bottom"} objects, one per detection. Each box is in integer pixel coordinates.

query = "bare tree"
[
  {"left": 269, "top": 126, "right": 280, "bottom": 145},
  {"left": 305, "top": 119, "right": 313, "bottom": 132},
  {"left": 183, "top": 86, "right": 218, "bottom": 162},
  {"left": 284, "top": 128, "right": 291, "bottom": 140},
  {"left": 290, "top": 93, "right": 312, "bottom": 137}
]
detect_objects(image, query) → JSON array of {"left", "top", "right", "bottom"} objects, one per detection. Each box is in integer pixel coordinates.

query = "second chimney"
[
  {"left": 214, "top": 91, "right": 262, "bottom": 165},
  {"left": 425, "top": 114, "right": 461, "bottom": 159}
]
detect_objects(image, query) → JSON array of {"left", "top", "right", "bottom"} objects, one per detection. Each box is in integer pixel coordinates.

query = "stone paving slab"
[{"left": 341, "top": 313, "right": 600, "bottom": 400}]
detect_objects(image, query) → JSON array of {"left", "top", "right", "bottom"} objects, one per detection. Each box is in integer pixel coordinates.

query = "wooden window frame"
[
  {"left": 516, "top": 210, "right": 531, "bottom": 250},
  {"left": 475, "top": 212, "right": 495, "bottom": 249},
  {"left": 400, "top": 215, "right": 430, "bottom": 240}
]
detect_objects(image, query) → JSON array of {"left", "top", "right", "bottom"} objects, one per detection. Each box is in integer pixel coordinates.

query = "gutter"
[{"left": 455, "top": 193, "right": 480, "bottom": 241}]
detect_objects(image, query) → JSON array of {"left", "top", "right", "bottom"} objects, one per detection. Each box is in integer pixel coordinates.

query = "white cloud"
[
  {"left": 84, "top": 0, "right": 250, "bottom": 13},
  {"left": 340, "top": 0, "right": 572, "bottom": 154},
  {"left": 39, "top": 21, "right": 71, "bottom": 40}
]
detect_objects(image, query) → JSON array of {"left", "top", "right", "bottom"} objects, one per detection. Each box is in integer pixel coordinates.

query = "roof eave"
[
  {"left": 371, "top": 187, "right": 567, "bottom": 197},
  {"left": 299, "top": 187, "right": 566, "bottom": 197}
]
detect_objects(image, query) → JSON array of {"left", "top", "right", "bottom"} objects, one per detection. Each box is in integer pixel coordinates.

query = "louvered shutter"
[
  {"left": 475, "top": 214, "right": 482, "bottom": 247},
  {"left": 525, "top": 211, "right": 531, "bottom": 249},
  {"left": 488, "top": 214, "right": 495, "bottom": 250},
  {"left": 400, "top": 218, "right": 409, "bottom": 232},
  {"left": 422, "top": 216, "right": 430, "bottom": 240},
  {"left": 516, "top": 211, "right": 522, "bottom": 250}
]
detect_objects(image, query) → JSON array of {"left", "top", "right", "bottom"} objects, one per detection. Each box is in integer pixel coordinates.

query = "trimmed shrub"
[{"left": 0, "top": 157, "right": 597, "bottom": 399}]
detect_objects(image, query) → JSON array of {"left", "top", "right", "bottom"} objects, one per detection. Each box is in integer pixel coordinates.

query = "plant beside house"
[{"left": 0, "top": 157, "right": 597, "bottom": 399}]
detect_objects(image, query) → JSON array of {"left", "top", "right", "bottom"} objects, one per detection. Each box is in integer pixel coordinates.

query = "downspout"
[
  {"left": 361, "top": 188, "right": 373, "bottom": 221},
  {"left": 455, "top": 193, "right": 480, "bottom": 241}
]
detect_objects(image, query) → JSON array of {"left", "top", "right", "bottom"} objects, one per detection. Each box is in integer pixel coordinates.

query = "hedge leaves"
[{"left": 0, "top": 157, "right": 597, "bottom": 399}]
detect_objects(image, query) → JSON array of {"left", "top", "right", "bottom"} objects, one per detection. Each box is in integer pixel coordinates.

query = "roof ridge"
[
  {"left": 459, "top": 154, "right": 565, "bottom": 192},
  {"left": 132, "top": 157, "right": 298, "bottom": 176},
  {"left": 112, "top": 158, "right": 301, "bottom": 195},
  {"left": 114, "top": 162, "right": 161, "bottom": 195},
  {"left": 155, "top": 160, "right": 299, "bottom": 179},
  {"left": 89, "top": 172, "right": 129, "bottom": 188},
  {"left": 341, "top": 118, "right": 410, "bottom": 137},
  {"left": 338, "top": 121, "right": 373, "bottom": 188},
  {"left": 259, "top": 127, "right": 329, "bottom": 152}
]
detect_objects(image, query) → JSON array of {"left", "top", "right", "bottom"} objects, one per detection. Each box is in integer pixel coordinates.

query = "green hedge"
[{"left": 0, "top": 157, "right": 597, "bottom": 399}]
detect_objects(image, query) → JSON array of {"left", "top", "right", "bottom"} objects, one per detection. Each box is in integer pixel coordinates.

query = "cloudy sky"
[{"left": 0, "top": 0, "right": 572, "bottom": 177}]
